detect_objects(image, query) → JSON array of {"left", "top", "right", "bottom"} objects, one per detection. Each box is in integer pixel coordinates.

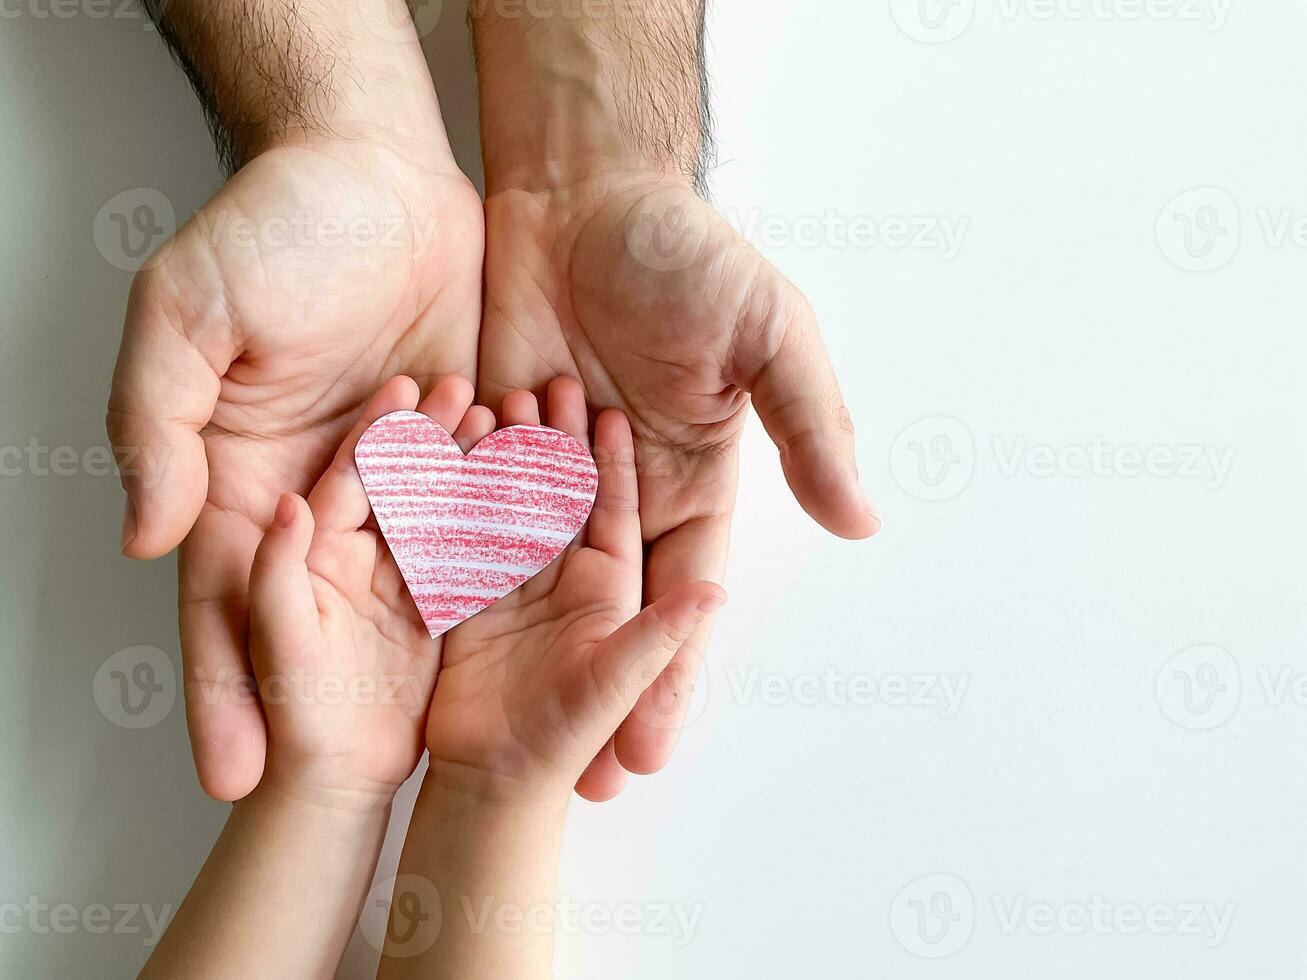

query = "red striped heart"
[{"left": 355, "top": 411, "right": 598, "bottom": 637}]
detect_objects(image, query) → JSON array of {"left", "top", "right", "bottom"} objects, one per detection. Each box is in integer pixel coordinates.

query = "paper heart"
[{"left": 355, "top": 411, "right": 598, "bottom": 637}]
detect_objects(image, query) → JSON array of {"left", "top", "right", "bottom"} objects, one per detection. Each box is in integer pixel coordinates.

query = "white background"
[{"left": 2, "top": 0, "right": 1304, "bottom": 976}]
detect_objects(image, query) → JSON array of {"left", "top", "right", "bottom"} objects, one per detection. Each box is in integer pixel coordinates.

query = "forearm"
[
  {"left": 375, "top": 773, "right": 568, "bottom": 980},
  {"left": 145, "top": 0, "right": 449, "bottom": 172},
  {"left": 470, "top": 0, "right": 711, "bottom": 193},
  {"left": 140, "top": 784, "right": 391, "bottom": 980}
]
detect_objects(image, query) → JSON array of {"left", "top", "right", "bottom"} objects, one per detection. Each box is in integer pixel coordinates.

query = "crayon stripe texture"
[{"left": 355, "top": 411, "right": 598, "bottom": 637}]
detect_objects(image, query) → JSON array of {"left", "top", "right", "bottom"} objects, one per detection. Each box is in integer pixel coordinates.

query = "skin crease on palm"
[
  {"left": 245, "top": 373, "right": 700, "bottom": 808},
  {"left": 477, "top": 174, "right": 882, "bottom": 799},
  {"left": 108, "top": 135, "right": 485, "bottom": 802},
  {"left": 112, "top": 5, "right": 878, "bottom": 804}
]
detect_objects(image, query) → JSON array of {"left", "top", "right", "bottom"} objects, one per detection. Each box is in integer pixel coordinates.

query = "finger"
[
  {"left": 574, "top": 738, "right": 630, "bottom": 803},
  {"left": 587, "top": 409, "right": 640, "bottom": 563},
  {"left": 501, "top": 389, "right": 541, "bottom": 427},
  {"left": 249, "top": 494, "right": 320, "bottom": 653},
  {"left": 108, "top": 269, "right": 231, "bottom": 557},
  {"left": 307, "top": 376, "right": 420, "bottom": 532},
  {"left": 591, "top": 582, "right": 726, "bottom": 733},
  {"left": 614, "top": 509, "right": 732, "bottom": 776},
  {"left": 546, "top": 376, "right": 589, "bottom": 444},
  {"left": 452, "top": 405, "right": 496, "bottom": 453},
  {"left": 179, "top": 517, "right": 267, "bottom": 802},
  {"left": 416, "top": 375, "right": 476, "bottom": 433},
  {"left": 736, "top": 274, "right": 880, "bottom": 539}
]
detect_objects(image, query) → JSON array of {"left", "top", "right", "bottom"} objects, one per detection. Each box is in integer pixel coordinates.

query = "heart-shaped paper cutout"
[{"left": 355, "top": 411, "right": 598, "bottom": 637}]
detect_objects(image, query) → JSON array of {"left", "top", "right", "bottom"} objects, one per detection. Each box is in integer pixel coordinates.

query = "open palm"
[
  {"left": 477, "top": 175, "right": 879, "bottom": 790},
  {"left": 247, "top": 376, "right": 495, "bottom": 800},
  {"left": 427, "top": 379, "right": 723, "bottom": 803},
  {"left": 108, "top": 136, "right": 483, "bottom": 800}
]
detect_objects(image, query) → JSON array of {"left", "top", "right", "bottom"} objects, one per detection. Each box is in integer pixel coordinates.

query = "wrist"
[
  {"left": 471, "top": 1, "right": 707, "bottom": 195},
  {"left": 425, "top": 756, "right": 574, "bottom": 817},
  {"left": 252, "top": 760, "right": 400, "bottom": 820},
  {"left": 151, "top": 0, "right": 452, "bottom": 173}
]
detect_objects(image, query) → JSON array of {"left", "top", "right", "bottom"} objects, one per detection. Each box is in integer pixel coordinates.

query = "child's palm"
[
  {"left": 426, "top": 383, "right": 723, "bottom": 802},
  {"left": 249, "top": 376, "right": 488, "bottom": 801}
]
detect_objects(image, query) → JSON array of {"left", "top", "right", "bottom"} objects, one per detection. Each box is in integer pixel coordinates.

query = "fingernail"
[
  {"left": 274, "top": 493, "right": 297, "bottom": 529},
  {"left": 120, "top": 496, "right": 138, "bottom": 552},
  {"left": 697, "top": 592, "right": 726, "bottom": 616}
]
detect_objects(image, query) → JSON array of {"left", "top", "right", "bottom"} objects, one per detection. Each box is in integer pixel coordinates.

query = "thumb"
[
  {"left": 249, "top": 493, "right": 321, "bottom": 653},
  {"left": 591, "top": 583, "right": 727, "bottom": 729},
  {"left": 107, "top": 269, "right": 224, "bottom": 557},
  {"left": 737, "top": 272, "right": 881, "bottom": 539}
]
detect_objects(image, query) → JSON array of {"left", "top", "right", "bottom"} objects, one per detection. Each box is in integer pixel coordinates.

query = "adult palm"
[
  {"left": 108, "top": 135, "right": 483, "bottom": 801},
  {"left": 477, "top": 174, "right": 880, "bottom": 792}
]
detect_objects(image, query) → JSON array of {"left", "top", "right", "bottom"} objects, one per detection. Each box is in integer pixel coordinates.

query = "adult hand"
[
  {"left": 468, "top": 3, "right": 879, "bottom": 794},
  {"left": 109, "top": 0, "right": 481, "bottom": 800},
  {"left": 476, "top": 176, "right": 879, "bottom": 794}
]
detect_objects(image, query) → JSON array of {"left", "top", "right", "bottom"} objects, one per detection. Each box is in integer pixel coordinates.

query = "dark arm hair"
[{"left": 142, "top": 0, "right": 339, "bottom": 175}]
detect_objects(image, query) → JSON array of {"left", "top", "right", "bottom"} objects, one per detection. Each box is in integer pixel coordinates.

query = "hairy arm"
[
  {"left": 144, "top": 0, "right": 448, "bottom": 173},
  {"left": 470, "top": 0, "right": 713, "bottom": 194}
]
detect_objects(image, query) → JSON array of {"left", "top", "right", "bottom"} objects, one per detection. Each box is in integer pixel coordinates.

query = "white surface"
[{"left": 2, "top": 1, "right": 1304, "bottom": 977}]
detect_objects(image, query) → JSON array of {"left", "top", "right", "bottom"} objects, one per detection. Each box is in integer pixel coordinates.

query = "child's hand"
[
  {"left": 425, "top": 378, "right": 726, "bottom": 806},
  {"left": 247, "top": 374, "right": 495, "bottom": 809}
]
